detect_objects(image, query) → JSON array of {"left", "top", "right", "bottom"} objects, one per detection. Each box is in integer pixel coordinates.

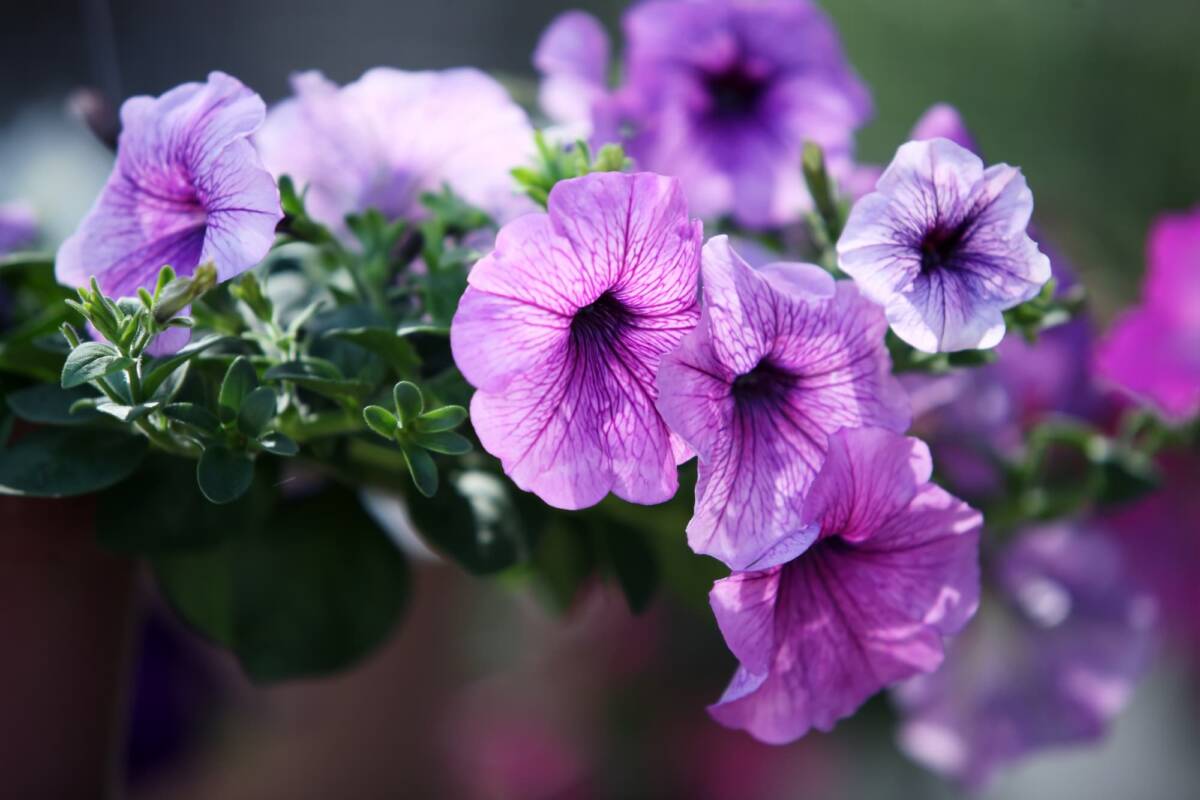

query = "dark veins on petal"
[
  {"left": 918, "top": 212, "right": 978, "bottom": 275},
  {"left": 731, "top": 358, "right": 796, "bottom": 409}
]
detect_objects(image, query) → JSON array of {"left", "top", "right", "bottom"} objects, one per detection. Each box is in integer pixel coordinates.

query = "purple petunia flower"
[
  {"left": 0, "top": 202, "right": 37, "bottom": 254},
  {"left": 656, "top": 236, "right": 909, "bottom": 570},
  {"left": 1094, "top": 206, "right": 1200, "bottom": 421},
  {"left": 837, "top": 138, "right": 1051, "bottom": 353},
  {"left": 256, "top": 68, "right": 534, "bottom": 232},
  {"left": 56, "top": 72, "right": 282, "bottom": 300},
  {"left": 708, "top": 427, "right": 981, "bottom": 743},
  {"left": 450, "top": 172, "right": 701, "bottom": 510},
  {"left": 536, "top": 1, "right": 871, "bottom": 228},
  {"left": 894, "top": 523, "right": 1156, "bottom": 788}
]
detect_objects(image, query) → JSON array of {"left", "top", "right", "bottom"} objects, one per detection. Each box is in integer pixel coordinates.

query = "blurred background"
[{"left": 2, "top": 1, "right": 1199, "bottom": 798}]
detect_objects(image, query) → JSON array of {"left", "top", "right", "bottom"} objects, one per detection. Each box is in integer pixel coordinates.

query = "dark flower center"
[
  {"left": 703, "top": 65, "right": 768, "bottom": 119},
  {"left": 570, "top": 291, "right": 632, "bottom": 353},
  {"left": 731, "top": 358, "right": 793, "bottom": 406},
  {"left": 918, "top": 215, "right": 976, "bottom": 274}
]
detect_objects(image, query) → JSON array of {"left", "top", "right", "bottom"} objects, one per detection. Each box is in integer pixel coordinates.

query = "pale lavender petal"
[
  {"left": 910, "top": 103, "right": 978, "bottom": 152},
  {"left": 0, "top": 202, "right": 37, "bottom": 254},
  {"left": 56, "top": 71, "right": 281, "bottom": 300},
  {"left": 257, "top": 68, "right": 534, "bottom": 230},
  {"left": 452, "top": 172, "right": 701, "bottom": 510},
  {"left": 838, "top": 138, "right": 1051, "bottom": 352},
  {"left": 534, "top": 10, "right": 611, "bottom": 126}
]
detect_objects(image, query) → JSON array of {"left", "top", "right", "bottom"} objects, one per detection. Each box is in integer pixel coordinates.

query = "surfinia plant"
[{"left": 1, "top": 0, "right": 1197, "bottom": 790}]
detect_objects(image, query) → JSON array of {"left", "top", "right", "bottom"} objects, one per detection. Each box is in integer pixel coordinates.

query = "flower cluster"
[{"left": 5, "top": 0, "right": 1193, "bottom": 790}]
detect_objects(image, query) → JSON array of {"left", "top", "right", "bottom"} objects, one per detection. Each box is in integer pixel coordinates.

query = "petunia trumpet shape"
[
  {"left": 451, "top": 172, "right": 701, "bottom": 510},
  {"left": 256, "top": 68, "right": 533, "bottom": 232},
  {"left": 656, "top": 236, "right": 909, "bottom": 570},
  {"left": 708, "top": 427, "right": 981, "bottom": 743},
  {"left": 56, "top": 72, "right": 282, "bottom": 300},
  {"left": 1094, "top": 206, "right": 1200, "bottom": 421},
  {"left": 838, "top": 138, "right": 1051, "bottom": 353},
  {"left": 894, "top": 523, "right": 1156, "bottom": 788}
]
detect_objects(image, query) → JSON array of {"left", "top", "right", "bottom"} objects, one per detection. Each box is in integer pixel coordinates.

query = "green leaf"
[
  {"left": 393, "top": 381, "right": 423, "bottom": 425},
  {"left": 363, "top": 405, "right": 398, "bottom": 439},
  {"left": 151, "top": 486, "right": 410, "bottom": 682},
  {"left": 413, "top": 405, "right": 467, "bottom": 432},
  {"left": 97, "top": 454, "right": 273, "bottom": 554},
  {"left": 197, "top": 444, "right": 255, "bottom": 504},
  {"left": 237, "top": 386, "right": 277, "bottom": 438},
  {"left": 61, "top": 342, "right": 133, "bottom": 389},
  {"left": 5, "top": 384, "right": 104, "bottom": 426},
  {"left": 411, "top": 429, "right": 471, "bottom": 455},
  {"left": 258, "top": 432, "right": 298, "bottom": 456},
  {"left": 0, "top": 428, "right": 147, "bottom": 497},
  {"left": 218, "top": 356, "right": 258, "bottom": 423},
  {"left": 326, "top": 327, "right": 421, "bottom": 377},
  {"left": 95, "top": 400, "right": 160, "bottom": 423},
  {"left": 262, "top": 359, "right": 371, "bottom": 399},
  {"left": 142, "top": 334, "right": 226, "bottom": 398},
  {"left": 400, "top": 442, "right": 437, "bottom": 497},
  {"left": 403, "top": 470, "right": 529, "bottom": 575},
  {"left": 162, "top": 403, "right": 220, "bottom": 437}
]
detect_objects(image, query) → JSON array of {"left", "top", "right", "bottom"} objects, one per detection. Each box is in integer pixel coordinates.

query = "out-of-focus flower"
[
  {"left": 1106, "top": 452, "right": 1200, "bottom": 658},
  {"left": 708, "top": 427, "right": 981, "bottom": 743},
  {"left": 656, "top": 236, "right": 908, "bottom": 569},
  {"left": 534, "top": 11, "right": 612, "bottom": 133},
  {"left": 838, "top": 138, "right": 1051, "bottom": 353},
  {"left": 1095, "top": 206, "right": 1200, "bottom": 421},
  {"left": 909, "top": 103, "right": 978, "bottom": 153},
  {"left": 55, "top": 72, "right": 281, "bottom": 299},
  {"left": 539, "top": 0, "right": 871, "bottom": 228},
  {"left": 256, "top": 68, "right": 533, "bottom": 232},
  {"left": 451, "top": 172, "right": 700, "bottom": 509},
  {"left": 894, "top": 523, "right": 1156, "bottom": 788},
  {"left": 0, "top": 201, "right": 37, "bottom": 253}
]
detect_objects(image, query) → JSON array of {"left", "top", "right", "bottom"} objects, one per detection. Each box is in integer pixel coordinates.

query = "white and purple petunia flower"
[
  {"left": 451, "top": 171, "right": 701, "bottom": 510},
  {"left": 56, "top": 72, "right": 282, "bottom": 300},
  {"left": 708, "top": 427, "right": 981, "bottom": 743},
  {"left": 1095, "top": 206, "right": 1200, "bottom": 421},
  {"left": 536, "top": 0, "right": 871, "bottom": 228},
  {"left": 656, "top": 236, "right": 909, "bottom": 570},
  {"left": 256, "top": 68, "right": 534, "bottom": 232},
  {"left": 894, "top": 523, "right": 1156, "bottom": 788},
  {"left": 838, "top": 138, "right": 1052, "bottom": 353}
]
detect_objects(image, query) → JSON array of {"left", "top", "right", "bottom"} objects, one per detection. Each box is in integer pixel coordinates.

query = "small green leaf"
[
  {"left": 141, "top": 334, "right": 226, "bottom": 397},
  {"left": 258, "top": 432, "right": 299, "bottom": 456},
  {"left": 262, "top": 359, "right": 371, "bottom": 399},
  {"left": 61, "top": 342, "right": 133, "bottom": 389},
  {"left": 363, "top": 405, "right": 398, "bottom": 439},
  {"left": 237, "top": 386, "right": 277, "bottom": 438},
  {"left": 162, "top": 403, "right": 221, "bottom": 437},
  {"left": 414, "top": 405, "right": 467, "bottom": 433},
  {"left": 401, "top": 442, "right": 438, "bottom": 497},
  {"left": 5, "top": 384, "right": 104, "bottom": 426},
  {"left": 197, "top": 444, "right": 255, "bottom": 504},
  {"left": 218, "top": 356, "right": 258, "bottom": 423},
  {"left": 0, "top": 428, "right": 147, "bottom": 497},
  {"left": 95, "top": 400, "right": 160, "bottom": 423},
  {"left": 326, "top": 327, "right": 421, "bottom": 376},
  {"left": 393, "top": 381, "right": 423, "bottom": 425},
  {"left": 411, "top": 430, "right": 471, "bottom": 455}
]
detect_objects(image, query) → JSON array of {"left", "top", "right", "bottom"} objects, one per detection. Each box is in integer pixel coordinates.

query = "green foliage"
[
  {"left": 362, "top": 380, "right": 472, "bottom": 497},
  {"left": 0, "top": 428, "right": 146, "bottom": 497},
  {"left": 511, "top": 133, "right": 633, "bottom": 208}
]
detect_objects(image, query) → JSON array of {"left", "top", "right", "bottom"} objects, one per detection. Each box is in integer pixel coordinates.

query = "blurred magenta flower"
[
  {"left": 451, "top": 172, "right": 701, "bottom": 509},
  {"left": 56, "top": 72, "right": 281, "bottom": 299},
  {"left": 909, "top": 103, "right": 978, "bottom": 152},
  {"left": 895, "top": 523, "right": 1156, "bottom": 788},
  {"left": 1095, "top": 206, "right": 1200, "bottom": 421},
  {"left": 256, "top": 68, "right": 533, "bottom": 231},
  {"left": 708, "top": 427, "right": 981, "bottom": 742},
  {"left": 0, "top": 202, "right": 37, "bottom": 253},
  {"left": 838, "top": 138, "right": 1051, "bottom": 353},
  {"left": 656, "top": 236, "right": 908, "bottom": 570},
  {"left": 537, "top": 0, "right": 871, "bottom": 228}
]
